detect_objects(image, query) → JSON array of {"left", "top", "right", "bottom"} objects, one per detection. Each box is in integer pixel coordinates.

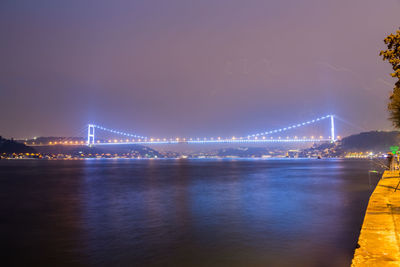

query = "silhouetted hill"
[
  {"left": 33, "top": 143, "right": 162, "bottom": 158},
  {"left": 299, "top": 131, "right": 400, "bottom": 157},
  {"left": 0, "top": 137, "right": 36, "bottom": 154},
  {"left": 339, "top": 131, "right": 400, "bottom": 152}
]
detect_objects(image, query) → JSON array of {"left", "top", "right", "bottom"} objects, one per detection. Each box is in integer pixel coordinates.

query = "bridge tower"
[
  {"left": 87, "top": 124, "right": 95, "bottom": 146},
  {"left": 330, "top": 115, "right": 335, "bottom": 142}
]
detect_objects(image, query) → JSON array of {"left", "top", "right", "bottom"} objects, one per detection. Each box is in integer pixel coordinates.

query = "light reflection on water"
[{"left": 1, "top": 159, "right": 378, "bottom": 266}]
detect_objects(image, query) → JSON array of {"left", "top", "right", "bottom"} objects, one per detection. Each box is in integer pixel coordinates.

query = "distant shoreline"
[{"left": 1, "top": 157, "right": 375, "bottom": 161}]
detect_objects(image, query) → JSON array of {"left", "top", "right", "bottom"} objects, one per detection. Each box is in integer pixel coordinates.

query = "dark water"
[{"left": 0, "top": 159, "right": 379, "bottom": 266}]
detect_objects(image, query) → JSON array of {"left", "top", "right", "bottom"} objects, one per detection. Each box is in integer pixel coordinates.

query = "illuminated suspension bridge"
[{"left": 87, "top": 114, "right": 337, "bottom": 146}]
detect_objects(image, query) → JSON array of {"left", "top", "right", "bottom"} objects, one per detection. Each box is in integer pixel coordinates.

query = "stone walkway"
[{"left": 352, "top": 171, "right": 400, "bottom": 266}]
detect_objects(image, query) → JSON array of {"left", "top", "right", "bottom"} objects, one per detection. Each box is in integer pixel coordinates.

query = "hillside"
[
  {"left": 339, "top": 131, "right": 400, "bottom": 152},
  {"left": 0, "top": 136, "right": 36, "bottom": 154},
  {"left": 299, "top": 131, "right": 400, "bottom": 158},
  {"left": 32, "top": 143, "right": 162, "bottom": 158}
]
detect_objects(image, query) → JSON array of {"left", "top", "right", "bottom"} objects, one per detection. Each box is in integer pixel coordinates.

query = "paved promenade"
[{"left": 352, "top": 171, "right": 400, "bottom": 266}]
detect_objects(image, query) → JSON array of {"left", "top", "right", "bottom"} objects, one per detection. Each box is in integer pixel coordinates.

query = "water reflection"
[
  {"left": 0, "top": 159, "right": 377, "bottom": 266},
  {"left": 78, "top": 159, "right": 375, "bottom": 266}
]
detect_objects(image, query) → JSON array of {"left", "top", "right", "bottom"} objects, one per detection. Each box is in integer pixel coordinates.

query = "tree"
[{"left": 380, "top": 28, "right": 400, "bottom": 128}]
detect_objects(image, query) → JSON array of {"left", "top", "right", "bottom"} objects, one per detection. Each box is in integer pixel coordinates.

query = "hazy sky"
[{"left": 1, "top": 0, "right": 400, "bottom": 139}]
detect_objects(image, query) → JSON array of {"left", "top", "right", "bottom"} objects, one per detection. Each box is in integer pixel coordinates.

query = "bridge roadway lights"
[{"left": 91, "top": 139, "right": 332, "bottom": 145}]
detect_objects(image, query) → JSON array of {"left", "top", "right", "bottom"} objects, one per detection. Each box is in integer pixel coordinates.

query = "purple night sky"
[{"left": 1, "top": 0, "right": 400, "bottom": 139}]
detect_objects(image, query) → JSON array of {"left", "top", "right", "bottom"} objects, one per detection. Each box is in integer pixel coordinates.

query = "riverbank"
[{"left": 352, "top": 170, "right": 400, "bottom": 266}]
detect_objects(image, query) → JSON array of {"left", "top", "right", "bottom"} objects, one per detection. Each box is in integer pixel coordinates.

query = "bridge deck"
[{"left": 93, "top": 139, "right": 331, "bottom": 145}]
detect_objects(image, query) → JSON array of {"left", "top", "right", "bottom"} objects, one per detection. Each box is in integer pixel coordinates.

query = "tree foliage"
[{"left": 380, "top": 29, "right": 400, "bottom": 128}]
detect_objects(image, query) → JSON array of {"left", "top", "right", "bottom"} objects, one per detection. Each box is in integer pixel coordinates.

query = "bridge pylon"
[
  {"left": 330, "top": 115, "right": 335, "bottom": 142},
  {"left": 87, "top": 124, "right": 95, "bottom": 146}
]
